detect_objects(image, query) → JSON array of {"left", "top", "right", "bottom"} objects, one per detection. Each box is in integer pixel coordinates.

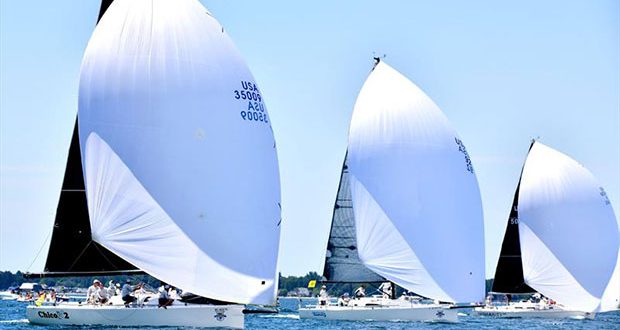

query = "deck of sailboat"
[
  {"left": 26, "top": 301, "right": 245, "bottom": 328},
  {"left": 474, "top": 302, "right": 594, "bottom": 319},
  {"left": 299, "top": 296, "right": 458, "bottom": 322},
  {"left": 299, "top": 304, "right": 458, "bottom": 322}
]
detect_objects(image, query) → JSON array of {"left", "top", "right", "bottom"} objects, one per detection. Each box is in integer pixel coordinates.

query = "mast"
[
  {"left": 37, "top": 0, "right": 139, "bottom": 276},
  {"left": 491, "top": 141, "right": 536, "bottom": 294}
]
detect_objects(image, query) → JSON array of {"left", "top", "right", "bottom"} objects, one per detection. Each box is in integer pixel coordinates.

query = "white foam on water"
[
  {"left": 0, "top": 319, "right": 29, "bottom": 324},
  {"left": 259, "top": 314, "right": 300, "bottom": 319}
]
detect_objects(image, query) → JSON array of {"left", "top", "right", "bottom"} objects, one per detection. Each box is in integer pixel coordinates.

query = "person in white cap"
[
  {"left": 86, "top": 279, "right": 101, "bottom": 304},
  {"left": 318, "top": 285, "right": 329, "bottom": 306},
  {"left": 106, "top": 280, "right": 117, "bottom": 297}
]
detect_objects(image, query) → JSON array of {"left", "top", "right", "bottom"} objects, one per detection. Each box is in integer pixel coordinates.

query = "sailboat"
[
  {"left": 298, "top": 59, "right": 486, "bottom": 322},
  {"left": 25, "top": 0, "right": 281, "bottom": 328},
  {"left": 476, "top": 141, "right": 619, "bottom": 319}
]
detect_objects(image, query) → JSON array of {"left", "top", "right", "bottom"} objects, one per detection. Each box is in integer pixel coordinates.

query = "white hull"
[
  {"left": 474, "top": 305, "right": 594, "bottom": 319},
  {"left": 0, "top": 292, "right": 18, "bottom": 301},
  {"left": 299, "top": 301, "right": 457, "bottom": 323},
  {"left": 27, "top": 303, "right": 244, "bottom": 328}
]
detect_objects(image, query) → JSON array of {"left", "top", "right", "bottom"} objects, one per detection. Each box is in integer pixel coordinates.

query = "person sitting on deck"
[
  {"left": 337, "top": 292, "right": 350, "bottom": 306},
  {"left": 121, "top": 279, "right": 141, "bottom": 307},
  {"left": 354, "top": 285, "right": 366, "bottom": 298},
  {"left": 107, "top": 280, "right": 117, "bottom": 297},
  {"left": 158, "top": 284, "right": 174, "bottom": 309},
  {"left": 318, "top": 285, "right": 329, "bottom": 306},
  {"left": 86, "top": 280, "right": 101, "bottom": 304},
  {"left": 96, "top": 284, "right": 109, "bottom": 305},
  {"left": 378, "top": 282, "right": 392, "bottom": 299}
]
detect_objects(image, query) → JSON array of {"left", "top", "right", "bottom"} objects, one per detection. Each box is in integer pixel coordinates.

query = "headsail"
[
  {"left": 42, "top": 0, "right": 138, "bottom": 276},
  {"left": 78, "top": 0, "right": 281, "bottom": 305},
  {"left": 323, "top": 153, "right": 384, "bottom": 283},
  {"left": 345, "top": 61, "right": 485, "bottom": 303},
  {"left": 517, "top": 142, "right": 618, "bottom": 312}
]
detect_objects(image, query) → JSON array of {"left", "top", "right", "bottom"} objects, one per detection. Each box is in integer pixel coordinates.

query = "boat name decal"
[
  {"left": 37, "top": 311, "right": 69, "bottom": 319},
  {"left": 454, "top": 137, "right": 474, "bottom": 174},
  {"left": 214, "top": 308, "right": 227, "bottom": 321},
  {"left": 234, "top": 81, "right": 269, "bottom": 124},
  {"left": 312, "top": 311, "right": 326, "bottom": 317}
]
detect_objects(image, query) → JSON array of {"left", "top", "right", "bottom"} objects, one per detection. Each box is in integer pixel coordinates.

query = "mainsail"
[
  {"left": 323, "top": 153, "right": 384, "bottom": 283},
  {"left": 324, "top": 60, "right": 485, "bottom": 303},
  {"left": 499, "top": 141, "right": 618, "bottom": 312},
  {"left": 43, "top": 0, "right": 138, "bottom": 276},
  {"left": 491, "top": 142, "right": 534, "bottom": 294}
]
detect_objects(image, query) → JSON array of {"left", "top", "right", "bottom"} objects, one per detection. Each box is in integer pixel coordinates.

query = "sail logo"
[
  {"left": 213, "top": 308, "right": 227, "bottom": 321},
  {"left": 312, "top": 311, "right": 327, "bottom": 317},
  {"left": 454, "top": 137, "right": 474, "bottom": 173},
  {"left": 599, "top": 187, "right": 611, "bottom": 205},
  {"left": 233, "top": 81, "right": 270, "bottom": 124}
]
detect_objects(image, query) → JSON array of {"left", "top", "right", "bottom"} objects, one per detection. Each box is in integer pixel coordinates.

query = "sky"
[{"left": 1, "top": 0, "right": 618, "bottom": 279}]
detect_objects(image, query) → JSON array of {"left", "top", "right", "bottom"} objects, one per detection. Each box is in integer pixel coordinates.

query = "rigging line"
[
  {"left": 67, "top": 240, "right": 94, "bottom": 272},
  {"left": 92, "top": 242, "right": 119, "bottom": 269},
  {"left": 25, "top": 228, "right": 53, "bottom": 272}
]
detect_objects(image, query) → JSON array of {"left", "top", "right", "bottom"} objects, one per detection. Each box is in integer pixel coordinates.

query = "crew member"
[
  {"left": 318, "top": 285, "right": 329, "bottom": 306},
  {"left": 121, "top": 279, "right": 140, "bottom": 306},
  {"left": 378, "top": 282, "right": 392, "bottom": 299},
  {"left": 354, "top": 285, "right": 366, "bottom": 298},
  {"left": 158, "top": 284, "right": 174, "bottom": 309},
  {"left": 337, "top": 292, "right": 350, "bottom": 306},
  {"left": 86, "top": 280, "right": 101, "bottom": 304}
]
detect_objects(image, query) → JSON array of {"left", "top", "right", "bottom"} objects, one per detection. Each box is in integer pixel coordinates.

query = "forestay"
[
  {"left": 78, "top": 0, "right": 280, "bottom": 305},
  {"left": 518, "top": 142, "right": 618, "bottom": 312},
  {"left": 346, "top": 61, "right": 485, "bottom": 303}
]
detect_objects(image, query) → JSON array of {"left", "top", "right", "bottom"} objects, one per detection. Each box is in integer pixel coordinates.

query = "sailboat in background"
[
  {"left": 25, "top": 0, "right": 281, "bottom": 328},
  {"left": 476, "top": 141, "right": 619, "bottom": 319},
  {"left": 299, "top": 59, "right": 486, "bottom": 322}
]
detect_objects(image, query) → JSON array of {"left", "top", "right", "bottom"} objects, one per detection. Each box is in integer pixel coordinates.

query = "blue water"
[{"left": 1, "top": 298, "right": 618, "bottom": 329}]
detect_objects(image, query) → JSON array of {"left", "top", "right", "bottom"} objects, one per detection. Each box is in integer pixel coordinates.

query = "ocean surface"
[{"left": 1, "top": 298, "right": 619, "bottom": 329}]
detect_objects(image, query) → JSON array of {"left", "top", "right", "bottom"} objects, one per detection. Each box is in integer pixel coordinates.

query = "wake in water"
[
  {"left": 0, "top": 319, "right": 28, "bottom": 324},
  {"left": 259, "top": 313, "right": 300, "bottom": 319}
]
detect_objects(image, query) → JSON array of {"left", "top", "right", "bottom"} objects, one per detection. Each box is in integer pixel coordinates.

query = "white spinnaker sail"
[
  {"left": 78, "top": 0, "right": 280, "bottom": 305},
  {"left": 518, "top": 142, "right": 618, "bottom": 312},
  {"left": 347, "top": 61, "right": 485, "bottom": 303}
]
